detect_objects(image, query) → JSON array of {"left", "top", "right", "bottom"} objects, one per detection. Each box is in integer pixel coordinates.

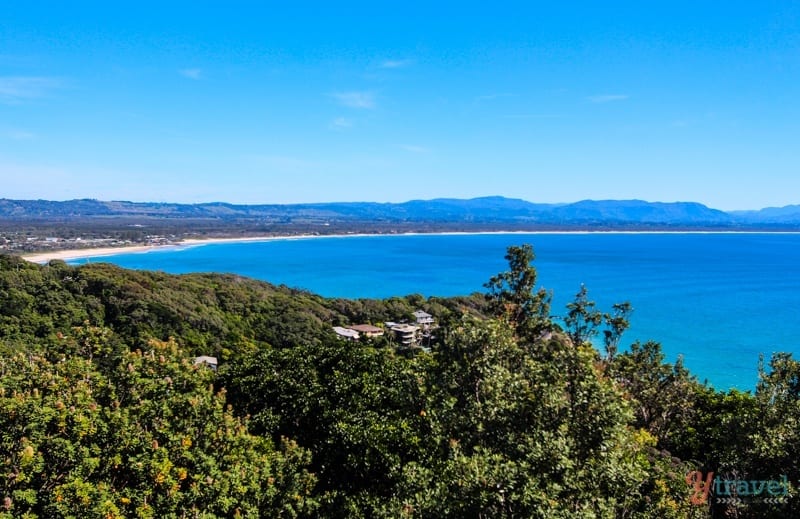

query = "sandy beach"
[
  {"left": 20, "top": 233, "right": 403, "bottom": 264},
  {"left": 21, "top": 236, "right": 291, "bottom": 264},
  {"left": 21, "top": 233, "right": 415, "bottom": 264}
]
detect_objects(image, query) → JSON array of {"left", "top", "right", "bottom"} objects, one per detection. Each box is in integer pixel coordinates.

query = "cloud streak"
[
  {"left": 504, "top": 114, "right": 565, "bottom": 119},
  {"left": 476, "top": 93, "right": 514, "bottom": 101},
  {"left": 587, "top": 94, "right": 629, "bottom": 103},
  {"left": 0, "top": 76, "right": 63, "bottom": 104},
  {"left": 179, "top": 68, "right": 203, "bottom": 80},
  {"left": 401, "top": 144, "right": 429, "bottom": 154},
  {"left": 381, "top": 59, "right": 414, "bottom": 69},
  {"left": 1, "top": 129, "right": 35, "bottom": 140},
  {"left": 330, "top": 91, "right": 376, "bottom": 109},
  {"left": 329, "top": 117, "right": 353, "bottom": 130}
]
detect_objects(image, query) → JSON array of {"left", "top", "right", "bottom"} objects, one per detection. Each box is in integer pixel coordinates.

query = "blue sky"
[{"left": 1, "top": 1, "right": 798, "bottom": 210}]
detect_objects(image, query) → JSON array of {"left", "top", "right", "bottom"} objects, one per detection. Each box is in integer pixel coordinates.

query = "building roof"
[
  {"left": 348, "top": 324, "right": 383, "bottom": 334},
  {"left": 413, "top": 311, "right": 434, "bottom": 325},
  {"left": 193, "top": 356, "right": 218, "bottom": 367},
  {"left": 332, "top": 326, "right": 360, "bottom": 339},
  {"left": 391, "top": 323, "right": 419, "bottom": 333}
]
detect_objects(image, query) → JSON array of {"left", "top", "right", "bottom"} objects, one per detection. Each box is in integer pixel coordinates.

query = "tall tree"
[
  {"left": 602, "top": 301, "right": 632, "bottom": 361},
  {"left": 564, "top": 284, "right": 602, "bottom": 346},
  {"left": 388, "top": 316, "right": 703, "bottom": 518},
  {"left": 607, "top": 341, "right": 699, "bottom": 448},
  {"left": 484, "top": 244, "right": 551, "bottom": 340}
]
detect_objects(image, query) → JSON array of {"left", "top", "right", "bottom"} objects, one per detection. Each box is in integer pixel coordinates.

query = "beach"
[
  {"left": 21, "top": 236, "right": 287, "bottom": 264},
  {"left": 20, "top": 233, "right": 411, "bottom": 264}
]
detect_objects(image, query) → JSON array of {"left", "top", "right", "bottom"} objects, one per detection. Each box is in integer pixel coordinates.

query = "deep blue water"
[{"left": 69, "top": 233, "right": 800, "bottom": 391}]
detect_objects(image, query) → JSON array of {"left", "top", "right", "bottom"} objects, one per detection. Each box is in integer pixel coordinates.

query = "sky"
[{"left": 1, "top": 1, "right": 799, "bottom": 210}]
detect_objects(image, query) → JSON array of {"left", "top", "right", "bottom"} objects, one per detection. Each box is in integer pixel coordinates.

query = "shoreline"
[
  {"left": 21, "top": 236, "right": 294, "bottom": 264},
  {"left": 20, "top": 229, "right": 800, "bottom": 264}
]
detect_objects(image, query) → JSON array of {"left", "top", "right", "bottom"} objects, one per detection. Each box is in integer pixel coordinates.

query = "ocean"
[{"left": 69, "top": 232, "right": 800, "bottom": 390}]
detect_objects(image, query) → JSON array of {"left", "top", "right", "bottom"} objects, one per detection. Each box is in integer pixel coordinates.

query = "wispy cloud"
[
  {"left": 587, "top": 94, "right": 629, "bottom": 103},
  {"left": 476, "top": 93, "right": 514, "bottom": 101},
  {"left": 330, "top": 91, "right": 376, "bottom": 109},
  {"left": 0, "top": 76, "right": 63, "bottom": 104},
  {"left": 1, "top": 129, "right": 35, "bottom": 140},
  {"left": 329, "top": 117, "right": 353, "bottom": 130},
  {"left": 179, "top": 68, "right": 203, "bottom": 80},
  {"left": 400, "top": 144, "right": 429, "bottom": 154},
  {"left": 381, "top": 59, "right": 414, "bottom": 69},
  {"left": 504, "top": 114, "right": 565, "bottom": 120}
]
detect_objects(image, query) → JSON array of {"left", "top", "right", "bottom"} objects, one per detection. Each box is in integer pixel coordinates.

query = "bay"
[{"left": 69, "top": 232, "right": 800, "bottom": 391}]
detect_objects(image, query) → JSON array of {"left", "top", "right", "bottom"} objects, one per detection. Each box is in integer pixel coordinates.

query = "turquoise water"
[{"left": 70, "top": 233, "right": 800, "bottom": 390}]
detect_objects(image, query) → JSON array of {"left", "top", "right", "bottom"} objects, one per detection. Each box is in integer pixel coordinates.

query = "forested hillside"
[
  {"left": 2, "top": 196, "right": 799, "bottom": 226},
  {"left": 1, "top": 249, "right": 798, "bottom": 518}
]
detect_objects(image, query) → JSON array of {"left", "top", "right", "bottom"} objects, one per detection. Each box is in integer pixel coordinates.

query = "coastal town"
[{"left": 0, "top": 232, "right": 181, "bottom": 255}]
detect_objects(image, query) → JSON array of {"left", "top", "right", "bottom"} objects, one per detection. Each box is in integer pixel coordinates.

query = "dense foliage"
[{"left": 0, "top": 249, "right": 797, "bottom": 517}]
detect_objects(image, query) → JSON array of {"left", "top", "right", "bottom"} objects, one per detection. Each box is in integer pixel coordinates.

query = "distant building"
[
  {"left": 332, "top": 326, "right": 360, "bottom": 341},
  {"left": 390, "top": 323, "right": 420, "bottom": 347},
  {"left": 193, "top": 356, "right": 218, "bottom": 370},
  {"left": 413, "top": 310, "right": 434, "bottom": 326},
  {"left": 348, "top": 324, "right": 384, "bottom": 338}
]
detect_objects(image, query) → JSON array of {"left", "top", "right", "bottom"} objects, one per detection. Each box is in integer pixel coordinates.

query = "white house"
[
  {"left": 193, "top": 356, "right": 218, "bottom": 370},
  {"left": 390, "top": 323, "right": 420, "bottom": 346},
  {"left": 413, "top": 310, "right": 434, "bottom": 326},
  {"left": 332, "top": 326, "right": 360, "bottom": 341}
]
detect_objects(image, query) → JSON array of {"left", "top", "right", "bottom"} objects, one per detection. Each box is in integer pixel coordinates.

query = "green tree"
[
  {"left": 0, "top": 330, "right": 317, "bottom": 518},
  {"left": 388, "top": 316, "right": 702, "bottom": 518},
  {"left": 221, "top": 340, "right": 431, "bottom": 517},
  {"left": 564, "top": 284, "right": 602, "bottom": 346},
  {"left": 607, "top": 341, "right": 699, "bottom": 451},
  {"left": 484, "top": 244, "right": 551, "bottom": 340},
  {"left": 602, "top": 301, "right": 632, "bottom": 361}
]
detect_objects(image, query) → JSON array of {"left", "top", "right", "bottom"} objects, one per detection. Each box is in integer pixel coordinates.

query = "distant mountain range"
[{"left": 1, "top": 196, "right": 799, "bottom": 228}]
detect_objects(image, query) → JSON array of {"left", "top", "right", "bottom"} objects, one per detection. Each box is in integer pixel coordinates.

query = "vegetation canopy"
[{"left": 0, "top": 248, "right": 796, "bottom": 517}]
